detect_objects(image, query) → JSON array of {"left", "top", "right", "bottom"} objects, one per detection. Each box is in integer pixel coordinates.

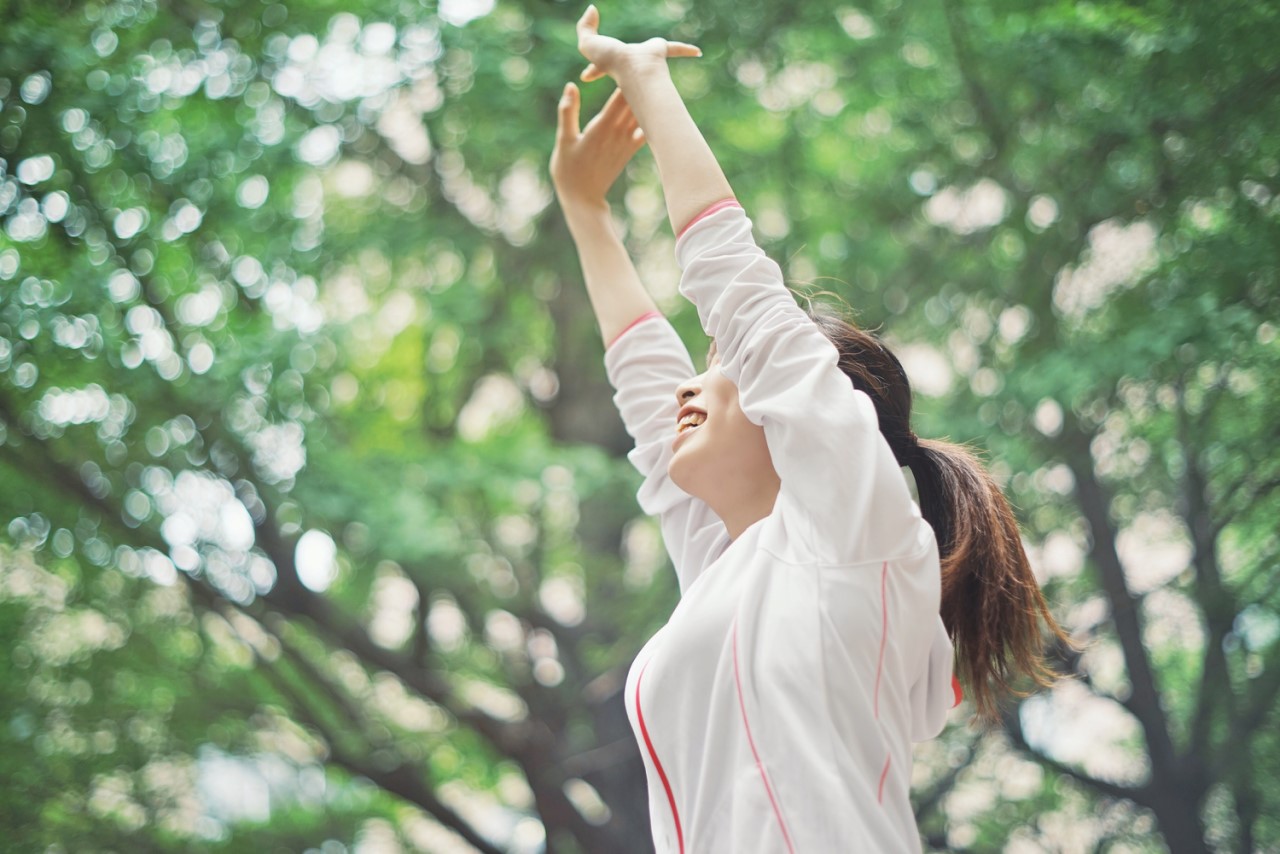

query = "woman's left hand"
[{"left": 575, "top": 4, "right": 700, "bottom": 85}]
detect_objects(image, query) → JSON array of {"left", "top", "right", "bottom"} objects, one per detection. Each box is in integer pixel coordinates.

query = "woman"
[{"left": 550, "top": 8, "right": 1069, "bottom": 851}]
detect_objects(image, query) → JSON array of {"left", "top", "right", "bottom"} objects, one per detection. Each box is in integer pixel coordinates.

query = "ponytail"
[
  {"left": 802, "top": 297, "right": 1071, "bottom": 724},
  {"left": 908, "top": 438, "right": 1071, "bottom": 723}
]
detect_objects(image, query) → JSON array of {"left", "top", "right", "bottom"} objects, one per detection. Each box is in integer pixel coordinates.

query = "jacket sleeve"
[
  {"left": 675, "top": 202, "right": 927, "bottom": 566},
  {"left": 604, "top": 312, "right": 729, "bottom": 593},
  {"left": 910, "top": 616, "right": 959, "bottom": 742}
]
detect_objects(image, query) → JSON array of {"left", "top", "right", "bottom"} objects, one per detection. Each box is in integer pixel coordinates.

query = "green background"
[{"left": 1, "top": 0, "right": 1277, "bottom": 850}]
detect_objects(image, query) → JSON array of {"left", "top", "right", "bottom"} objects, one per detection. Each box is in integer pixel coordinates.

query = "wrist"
[
  {"left": 560, "top": 199, "right": 615, "bottom": 239},
  {"left": 615, "top": 55, "right": 672, "bottom": 90},
  {"left": 559, "top": 196, "right": 611, "bottom": 222}
]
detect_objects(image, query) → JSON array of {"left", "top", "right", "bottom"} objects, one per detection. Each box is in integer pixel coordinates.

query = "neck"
[{"left": 708, "top": 475, "right": 781, "bottom": 541}]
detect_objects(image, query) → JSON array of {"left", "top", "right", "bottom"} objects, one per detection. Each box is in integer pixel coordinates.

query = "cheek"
[
  {"left": 728, "top": 414, "right": 772, "bottom": 464},
  {"left": 710, "top": 384, "right": 750, "bottom": 435},
  {"left": 714, "top": 387, "right": 773, "bottom": 458},
  {"left": 706, "top": 376, "right": 738, "bottom": 416},
  {"left": 707, "top": 387, "right": 766, "bottom": 455}
]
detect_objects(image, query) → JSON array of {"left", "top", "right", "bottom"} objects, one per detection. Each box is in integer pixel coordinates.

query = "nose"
[{"left": 675, "top": 373, "right": 702, "bottom": 407}]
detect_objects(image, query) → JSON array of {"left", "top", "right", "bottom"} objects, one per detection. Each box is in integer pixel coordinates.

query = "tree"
[{"left": 2, "top": 0, "right": 1276, "bottom": 850}]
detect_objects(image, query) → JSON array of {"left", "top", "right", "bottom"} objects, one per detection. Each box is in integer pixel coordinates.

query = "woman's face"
[{"left": 668, "top": 340, "right": 777, "bottom": 503}]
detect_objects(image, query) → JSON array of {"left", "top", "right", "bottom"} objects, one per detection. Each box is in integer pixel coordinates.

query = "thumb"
[{"left": 576, "top": 4, "right": 600, "bottom": 39}]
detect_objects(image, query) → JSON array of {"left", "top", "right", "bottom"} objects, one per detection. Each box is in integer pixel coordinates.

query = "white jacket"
[{"left": 603, "top": 202, "right": 957, "bottom": 853}]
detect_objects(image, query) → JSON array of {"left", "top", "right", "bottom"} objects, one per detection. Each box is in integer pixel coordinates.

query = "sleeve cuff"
[
  {"left": 605, "top": 310, "right": 665, "bottom": 351},
  {"left": 676, "top": 198, "right": 741, "bottom": 240}
]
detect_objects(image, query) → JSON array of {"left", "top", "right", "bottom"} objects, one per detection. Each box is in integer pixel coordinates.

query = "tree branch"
[
  {"left": 261, "top": 571, "right": 523, "bottom": 758},
  {"left": 1212, "top": 472, "right": 1280, "bottom": 538},
  {"left": 1002, "top": 702, "right": 1151, "bottom": 807},
  {"left": 1176, "top": 377, "right": 1236, "bottom": 781},
  {"left": 939, "top": 0, "right": 1009, "bottom": 162},
  {"left": 187, "top": 421, "right": 530, "bottom": 761},
  {"left": 913, "top": 738, "right": 976, "bottom": 823},
  {"left": 0, "top": 387, "right": 527, "bottom": 780},
  {"left": 0, "top": 402, "right": 508, "bottom": 851},
  {"left": 1215, "top": 638, "right": 1280, "bottom": 781},
  {"left": 1062, "top": 424, "right": 1180, "bottom": 779},
  {"left": 249, "top": 638, "right": 505, "bottom": 854}
]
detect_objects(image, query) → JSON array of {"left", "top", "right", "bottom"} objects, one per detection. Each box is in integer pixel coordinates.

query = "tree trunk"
[{"left": 1149, "top": 786, "right": 1209, "bottom": 854}]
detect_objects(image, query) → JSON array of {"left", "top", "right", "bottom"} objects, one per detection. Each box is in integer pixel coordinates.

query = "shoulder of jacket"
[{"left": 773, "top": 491, "right": 937, "bottom": 568}]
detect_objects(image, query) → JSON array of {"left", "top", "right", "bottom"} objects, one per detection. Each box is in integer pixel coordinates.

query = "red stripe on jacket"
[
  {"left": 676, "top": 198, "right": 741, "bottom": 240},
  {"left": 636, "top": 660, "right": 685, "bottom": 853},
  {"left": 732, "top": 619, "right": 797, "bottom": 854}
]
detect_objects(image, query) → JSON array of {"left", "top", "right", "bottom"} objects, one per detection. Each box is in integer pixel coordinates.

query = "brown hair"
[{"left": 803, "top": 297, "right": 1072, "bottom": 724}]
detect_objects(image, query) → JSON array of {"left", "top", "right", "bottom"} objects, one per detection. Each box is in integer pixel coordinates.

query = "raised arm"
[
  {"left": 550, "top": 84, "right": 730, "bottom": 590},
  {"left": 573, "top": 8, "right": 930, "bottom": 566},
  {"left": 550, "top": 84, "right": 657, "bottom": 347},
  {"left": 574, "top": 5, "right": 733, "bottom": 236}
]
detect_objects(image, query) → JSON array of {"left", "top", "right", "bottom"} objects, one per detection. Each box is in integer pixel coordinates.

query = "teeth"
[{"left": 677, "top": 412, "right": 706, "bottom": 433}]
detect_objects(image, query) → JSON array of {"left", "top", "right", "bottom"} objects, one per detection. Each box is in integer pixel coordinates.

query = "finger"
[
  {"left": 600, "top": 87, "right": 630, "bottom": 124},
  {"left": 556, "top": 83, "right": 581, "bottom": 141},
  {"left": 576, "top": 4, "right": 600, "bottom": 39},
  {"left": 631, "top": 127, "right": 646, "bottom": 147},
  {"left": 619, "top": 105, "right": 640, "bottom": 132},
  {"left": 580, "top": 62, "right": 606, "bottom": 83},
  {"left": 666, "top": 41, "right": 702, "bottom": 58}
]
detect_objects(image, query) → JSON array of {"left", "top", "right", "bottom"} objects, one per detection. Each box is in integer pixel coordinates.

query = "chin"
[{"left": 667, "top": 451, "right": 701, "bottom": 499}]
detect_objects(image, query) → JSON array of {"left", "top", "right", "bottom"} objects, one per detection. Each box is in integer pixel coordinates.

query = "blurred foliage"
[{"left": 1, "top": 0, "right": 1278, "bottom": 851}]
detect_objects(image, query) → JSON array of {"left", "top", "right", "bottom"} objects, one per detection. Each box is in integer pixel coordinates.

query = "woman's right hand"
[{"left": 550, "top": 82, "right": 646, "bottom": 212}]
